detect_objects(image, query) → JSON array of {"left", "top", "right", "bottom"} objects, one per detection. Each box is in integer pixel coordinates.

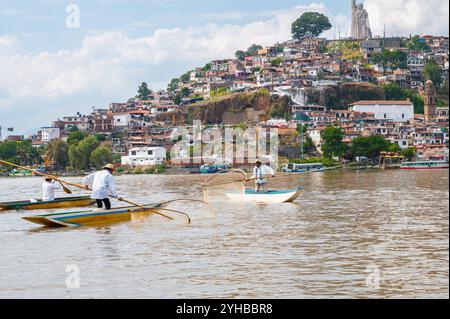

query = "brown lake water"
[{"left": 0, "top": 170, "right": 448, "bottom": 298}]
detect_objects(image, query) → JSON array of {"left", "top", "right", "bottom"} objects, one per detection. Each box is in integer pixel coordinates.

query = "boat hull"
[
  {"left": 226, "top": 188, "right": 303, "bottom": 203},
  {"left": 23, "top": 206, "right": 156, "bottom": 228},
  {"left": 0, "top": 196, "right": 96, "bottom": 212}
]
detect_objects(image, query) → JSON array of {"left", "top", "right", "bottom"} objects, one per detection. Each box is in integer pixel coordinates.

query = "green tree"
[
  {"left": 406, "top": 35, "right": 430, "bottom": 52},
  {"left": 168, "top": 78, "right": 180, "bottom": 92},
  {"left": 90, "top": 145, "right": 113, "bottom": 169},
  {"left": 350, "top": 135, "right": 392, "bottom": 161},
  {"left": 235, "top": 50, "right": 247, "bottom": 61},
  {"left": 68, "top": 136, "right": 99, "bottom": 170},
  {"left": 181, "top": 87, "right": 191, "bottom": 98},
  {"left": 67, "top": 127, "right": 86, "bottom": 145},
  {"left": 202, "top": 63, "right": 212, "bottom": 71},
  {"left": 246, "top": 44, "right": 263, "bottom": 56},
  {"left": 45, "top": 139, "right": 68, "bottom": 169},
  {"left": 173, "top": 92, "right": 183, "bottom": 105},
  {"left": 401, "top": 147, "right": 416, "bottom": 161},
  {"left": 423, "top": 60, "right": 442, "bottom": 87},
  {"left": 291, "top": 12, "right": 332, "bottom": 40},
  {"left": 372, "top": 50, "right": 407, "bottom": 72},
  {"left": 180, "top": 71, "right": 191, "bottom": 83},
  {"left": 0, "top": 141, "right": 18, "bottom": 161},
  {"left": 137, "top": 82, "right": 152, "bottom": 100},
  {"left": 271, "top": 57, "right": 283, "bottom": 67},
  {"left": 16, "top": 140, "right": 39, "bottom": 166},
  {"left": 68, "top": 144, "right": 83, "bottom": 170},
  {"left": 78, "top": 136, "right": 99, "bottom": 169},
  {"left": 321, "top": 126, "right": 347, "bottom": 159}
]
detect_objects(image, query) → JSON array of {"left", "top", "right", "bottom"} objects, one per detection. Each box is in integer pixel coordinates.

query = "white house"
[
  {"left": 121, "top": 147, "right": 166, "bottom": 167},
  {"left": 349, "top": 100, "right": 414, "bottom": 123},
  {"left": 41, "top": 127, "right": 61, "bottom": 142},
  {"left": 113, "top": 113, "right": 131, "bottom": 127}
]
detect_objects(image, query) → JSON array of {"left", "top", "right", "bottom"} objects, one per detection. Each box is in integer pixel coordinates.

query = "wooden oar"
[
  {"left": 1, "top": 159, "right": 190, "bottom": 223},
  {"left": 0, "top": 159, "right": 73, "bottom": 194}
]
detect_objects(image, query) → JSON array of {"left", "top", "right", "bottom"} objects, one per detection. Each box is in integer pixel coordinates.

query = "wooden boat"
[
  {"left": 23, "top": 206, "right": 157, "bottom": 228},
  {"left": 0, "top": 196, "right": 95, "bottom": 212},
  {"left": 225, "top": 188, "right": 303, "bottom": 203}
]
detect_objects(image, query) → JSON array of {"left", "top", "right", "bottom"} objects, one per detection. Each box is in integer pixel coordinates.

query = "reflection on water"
[{"left": 0, "top": 170, "right": 448, "bottom": 298}]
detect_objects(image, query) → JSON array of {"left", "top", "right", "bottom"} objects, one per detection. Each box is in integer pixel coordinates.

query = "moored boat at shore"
[
  {"left": 0, "top": 196, "right": 95, "bottom": 212},
  {"left": 225, "top": 188, "right": 303, "bottom": 203},
  {"left": 400, "top": 161, "right": 449, "bottom": 170}
]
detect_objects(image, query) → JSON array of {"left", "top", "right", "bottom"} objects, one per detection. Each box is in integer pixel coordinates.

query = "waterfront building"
[{"left": 121, "top": 147, "right": 167, "bottom": 167}]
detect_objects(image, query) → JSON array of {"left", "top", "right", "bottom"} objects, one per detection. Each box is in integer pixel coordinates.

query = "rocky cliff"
[{"left": 155, "top": 89, "right": 290, "bottom": 125}]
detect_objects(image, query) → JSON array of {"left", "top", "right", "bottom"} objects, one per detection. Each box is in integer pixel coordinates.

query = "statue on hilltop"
[{"left": 351, "top": 0, "right": 373, "bottom": 39}]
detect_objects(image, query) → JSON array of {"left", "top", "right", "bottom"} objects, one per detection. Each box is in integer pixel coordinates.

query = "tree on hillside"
[
  {"left": 321, "top": 126, "right": 347, "bottom": 159},
  {"left": 291, "top": 12, "right": 332, "bottom": 40},
  {"left": 423, "top": 60, "right": 442, "bottom": 87},
  {"left": 137, "top": 82, "right": 152, "bottom": 100},
  {"left": 406, "top": 35, "right": 430, "bottom": 52},
  {"left": 168, "top": 78, "right": 180, "bottom": 92},
  {"left": 180, "top": 72, "right": 191, "bottom": 83},
  {"left": 235, "top": 50, "right": 247, "bottom": 61},
  {"left": 246, "top": 44, "right": 263, "bottom": 56}
]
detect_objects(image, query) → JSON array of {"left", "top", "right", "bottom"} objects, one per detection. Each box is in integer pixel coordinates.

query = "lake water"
[{"left": 0, "top": 170, "right": 448, "bottom": 298}]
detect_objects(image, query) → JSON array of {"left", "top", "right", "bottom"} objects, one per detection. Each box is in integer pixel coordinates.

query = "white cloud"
[
  {"left": 365, "top": 0, "right": 449, "bottom": 37},
  {"left": 0, "top": 1, "right": 448, "bottom": 132}
]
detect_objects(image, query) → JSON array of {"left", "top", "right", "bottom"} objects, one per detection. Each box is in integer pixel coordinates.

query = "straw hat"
[
  {"left": 104, "top": 163, "right": 115, "bottom": 170},
  {"left": 255, "top": 159, "right": 262, "bottom": 164}
]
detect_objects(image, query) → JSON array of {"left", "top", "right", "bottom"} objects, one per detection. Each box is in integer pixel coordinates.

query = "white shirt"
[
  {"left": 251, "top": 165, "right": 275, "bottom": 184},
  {"left": 83, "top": 170, "right": 118, "bottom": 200},
  {"left": 42, "top": 181, "right": 60, "bottom": 201}
]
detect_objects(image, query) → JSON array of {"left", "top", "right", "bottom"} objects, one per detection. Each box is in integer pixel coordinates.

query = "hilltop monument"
[{"left": 351, "top": 0, "right": 373, "bottom": 39}]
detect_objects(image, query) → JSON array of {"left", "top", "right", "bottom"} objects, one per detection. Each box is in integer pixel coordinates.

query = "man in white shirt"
[
  {"left": 42, "top": 178, "right": 60, "bottom": 201},
  {"left": 250, "top": 160, "right": 275, "bottom": 192},
  {"left": 83, "top": 164, "right": 123, "bottom": 210}
]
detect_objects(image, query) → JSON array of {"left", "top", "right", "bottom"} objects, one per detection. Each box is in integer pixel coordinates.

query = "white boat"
[{"left": 225, "top": 188, "right": 303, "bottom": 203}]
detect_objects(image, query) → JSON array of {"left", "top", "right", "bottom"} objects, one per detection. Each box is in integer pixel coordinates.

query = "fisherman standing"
[
  {"left": 251, "top": 160, "right": 275, "bottom": 192},
  {"left": 83, "top": 164, "right": 123, "bottom": 210},
  {"left": 42, "top": 177, "right": 60, "bottom": 201}
]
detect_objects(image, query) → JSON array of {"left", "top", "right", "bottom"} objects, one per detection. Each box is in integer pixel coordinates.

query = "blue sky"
[{"left": 0, "top": 0, "right": 449, "bottom": 134}]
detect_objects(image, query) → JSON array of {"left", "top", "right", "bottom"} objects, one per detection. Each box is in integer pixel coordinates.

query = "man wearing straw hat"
[
  {"left": 83, "top": 163, "right": 123, "bottom": 210},
  {"left": 251, "top": 159, "right": 275, "bottom": 193}
]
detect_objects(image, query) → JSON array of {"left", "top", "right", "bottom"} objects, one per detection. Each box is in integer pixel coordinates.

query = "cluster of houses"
[{"left": 4, "top": 35, "right": 448, "bottom": 168}]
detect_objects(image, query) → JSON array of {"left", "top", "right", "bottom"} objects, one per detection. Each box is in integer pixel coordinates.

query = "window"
[
  {"left": 384, "top": 114, "right": 387, "bottom": 119},
  {"left": 402, "top": 114, "right": 405, "bottom": 119},
  {"left": 148, "top": 151, "right": 153, "bottom": 155},
  {"left": 131, "top": 151, "right": 136, "bottom": 156}
]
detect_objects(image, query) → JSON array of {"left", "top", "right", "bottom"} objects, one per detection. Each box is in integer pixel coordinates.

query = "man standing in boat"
[
  {"left": 250, "top": 160, "right": 275, "bottom": 192},
  {"left": 42, "top": 177, "right": 60, "bottom": 202},
  {"left": 83, "top": 164, "right": 123, "bottom": 210}
]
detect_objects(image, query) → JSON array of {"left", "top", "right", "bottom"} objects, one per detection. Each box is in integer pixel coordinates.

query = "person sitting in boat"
[
  {"left": 83, "top": 164, "right": 123, "bottom": 210},
  {"left": 42, "top": 177, "right": 60, "bottom": 202},
  {"left": 251, "top": 160, "right": 275, "bottom": 192}
]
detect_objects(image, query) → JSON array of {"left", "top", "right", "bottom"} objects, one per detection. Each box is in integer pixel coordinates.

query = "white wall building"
[
  {"left": 121, "top": 147, "right": 166, "bottom": 166},
  {"left": 41, "top": 127, "right": 61, "bottom": 142},
  {"left": 349, "top": 100, "right": 414, "bottom": 123},
  {"left": 113, "top": 113, "right": 131, "bottom": 127}
]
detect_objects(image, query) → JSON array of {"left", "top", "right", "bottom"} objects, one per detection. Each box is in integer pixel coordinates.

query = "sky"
[{"left": 0, "top": 0, "right": 449, "bottom": 135}]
